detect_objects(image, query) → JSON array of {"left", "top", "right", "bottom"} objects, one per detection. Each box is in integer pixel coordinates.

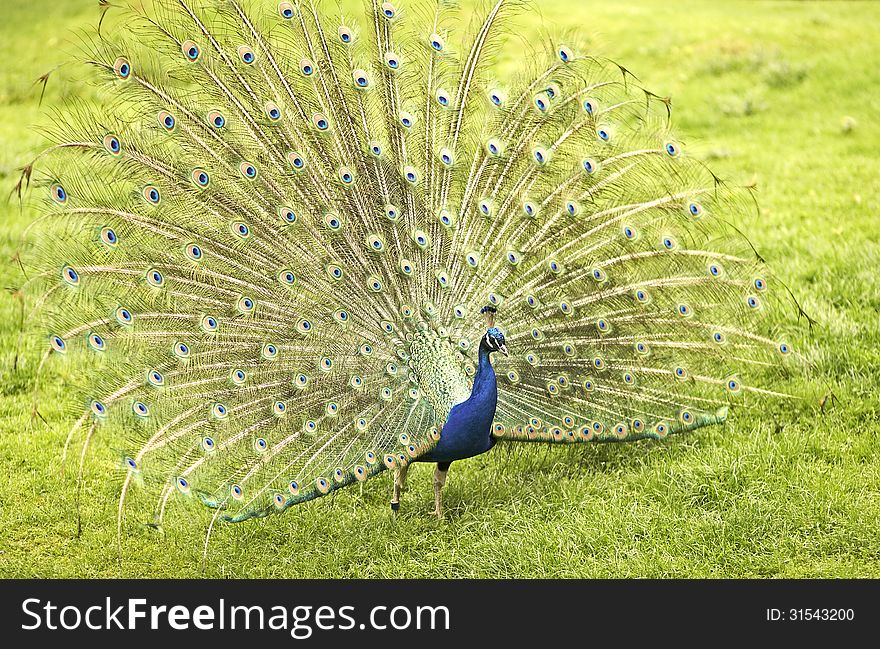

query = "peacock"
[{"left": 20, "top": 0, "right": 803, "bottom": 528}]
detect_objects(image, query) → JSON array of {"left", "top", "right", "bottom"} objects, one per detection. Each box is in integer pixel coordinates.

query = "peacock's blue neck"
[
  {"left": 472, "top": 345, "right": 498, "bottom": 407},
  {"left": 418, "top": 344, "right": 498, "bottom": 463}
]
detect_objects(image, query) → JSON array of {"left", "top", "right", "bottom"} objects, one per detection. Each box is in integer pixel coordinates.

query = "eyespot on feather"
[
  {"left": 142, "top": 185, "right": 161, "bottom": 205},
  {"left": 181, "top": 40, "right": 201, "bottom": 62},
  {"left": 265, "top": 101, "right": 282, "bottom": 122},
  {"left": 238, "top": 45, "right": 255, "bottom": 64},
  {"left": 299, "top": 58, "right": 315, "bottom": 76},
  {"left": 429, "top": 33, "right": 445, "bottom": 52},
  {"left": 381, "top": 2, "right": 397, "bottom": 19},
  {"left": 352, "top": 69, "right": 370, "bottom": 88},
  {"left": 103, "top": 134, "right": 121, "bottom": 155},
  {"left": 99, "top": 227, "right": 119, "bottom": 248},
  {"left": 278, "top": 2, "right": 294, "bottom": 19},
  {"left": 384, "top": 51, "right": 400, "bottom": 71},
  {"left": 191, "top": 169, "right": 210, "bottom": 188},
  {"left": 51, "top": 184, "right": 67, "bottom": 204},
  {"left": 158, "top": 111, "right": 175, "bottom": 131},
  {"left": 113, "top": 57, "right": 131, "bottom": 79},
  {"left": 287, "top": 151, "right": 305, "bottom": 169},
  {"left": 312, "top": 113, "right": 330, "bottom": 131},
  {"left": 238, "top": 161, "right": 258, "bottom": 179},
  {"left": 207, "top": 110, "right": 226, "bottom": 129},
  {"left": 558, "top": 44, "right": 574, "bottom": 63}
]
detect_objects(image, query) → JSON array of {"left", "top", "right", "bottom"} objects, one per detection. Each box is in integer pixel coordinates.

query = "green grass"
[{"left": 1, "top": 0, "right": 879, "bottom": 578}]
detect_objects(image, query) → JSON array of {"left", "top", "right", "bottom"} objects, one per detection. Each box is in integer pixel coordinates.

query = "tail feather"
[{"left": 22, "top": 0, "right": 802, "bottom": 529}]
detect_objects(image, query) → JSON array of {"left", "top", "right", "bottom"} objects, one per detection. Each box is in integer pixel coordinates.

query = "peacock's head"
[
  {"left": 483, "top": 327, "right": 509, "bottom": 356},
  {"left": 480, "top": 306, "right": 508, "bottom": 356}
]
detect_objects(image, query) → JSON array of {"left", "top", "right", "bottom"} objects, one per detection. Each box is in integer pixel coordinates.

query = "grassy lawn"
[{"left": 0, "top": 0, "right": 878, "bottom": 578}]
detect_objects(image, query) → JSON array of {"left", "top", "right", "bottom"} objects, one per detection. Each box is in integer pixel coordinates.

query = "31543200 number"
[{"left": 766, "top": 608, "right": 855, "bottom": 622}]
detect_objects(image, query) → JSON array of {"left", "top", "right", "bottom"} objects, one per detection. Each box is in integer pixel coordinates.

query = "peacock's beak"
[{"left": 497, "top": 343, "right": 509, "bottom": 356}]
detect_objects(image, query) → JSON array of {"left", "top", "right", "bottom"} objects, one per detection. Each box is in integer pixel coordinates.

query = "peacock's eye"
[
  {"left": 192, "top": 169, "right": 210, "bottom": 187},
  {"left": 87, "top": 332, "right": 106, "bottom": 351},
  {"left": 182, "top": 40, "right": 201, "bottom": 62},
  {"left": 91, "top": 399, "right": 107, "bottom": 416},
  {"left": 50, "top": 335, "right": 67, "bottom": 353},
  {"left": 143, "top": 185, "right": 161, "bottom": 204},
  {"left": 238, "top": 45, "right": 255, "bottom": 64},
  {"left": 132, "top": 401, "right": 149, "bottom": 417},
  {"left": 159, "top": 111, "right": 175, "bottom": 131},
  {"left": 52, "top": 184, "right": 68, "bottom": 204},
  {"left": 103, "top": 134, "right": 121, "bottom": 154},
  {"left": 279, "top": 2, "right": 294, "bottom": 19},
  {"left": 313, "top": 113, "right": 329, "bottom": 130},
  {"left": 288, "top": 152, "right": 305, "bottom": 169},
  {"left": 438, "top": 210, "right": 453, "bottom": 227},
  {"left": 146, "top": 268, "right": 163, "bottom": 287},
  {"left": 353, "top": 69, "right": 369, "bottom": 88},
  {"left": 381, "top": 2, "right": 396, "bottom": 19},
  {"left": 279, "top": 270, "right": 295, "bottom": 284},
  {"left": 208, "top": 110, "right": 225, "bottom": 128},
  {"left": 100, "top": 227, "right": 118, "bottom": 248},
  {"left": 385, "top": 51, "right": 400, "bottom": 70},
  {"left": 114, "top": 58, "right": 131, "bottom": 79},
  {"left": 239, "top": 162, "right": 257, "bottom": 179},
  {"left": 265, "top": 101, "right": 282, "bottom": 122}
]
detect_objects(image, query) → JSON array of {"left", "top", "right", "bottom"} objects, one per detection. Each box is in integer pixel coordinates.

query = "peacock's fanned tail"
[{"left": 23, "top": 0, "right": 799, "bottom": 525}]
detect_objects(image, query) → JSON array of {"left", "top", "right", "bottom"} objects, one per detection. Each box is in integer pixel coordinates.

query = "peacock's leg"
[
  {"left": 390, "top": 463, "right": 409, "bottom": 511},
  {"left": 433, "top": 462, "right": 451, "bottom": 517}
]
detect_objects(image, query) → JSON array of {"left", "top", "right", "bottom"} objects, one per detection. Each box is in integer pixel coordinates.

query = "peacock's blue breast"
[{"left": 419, "top": 359, "right": 498, "bottom": 463}]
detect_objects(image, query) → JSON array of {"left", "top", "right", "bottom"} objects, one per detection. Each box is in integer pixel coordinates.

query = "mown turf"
[{"left": 1, "top": 0, "right": 878, "bottom": 578}]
